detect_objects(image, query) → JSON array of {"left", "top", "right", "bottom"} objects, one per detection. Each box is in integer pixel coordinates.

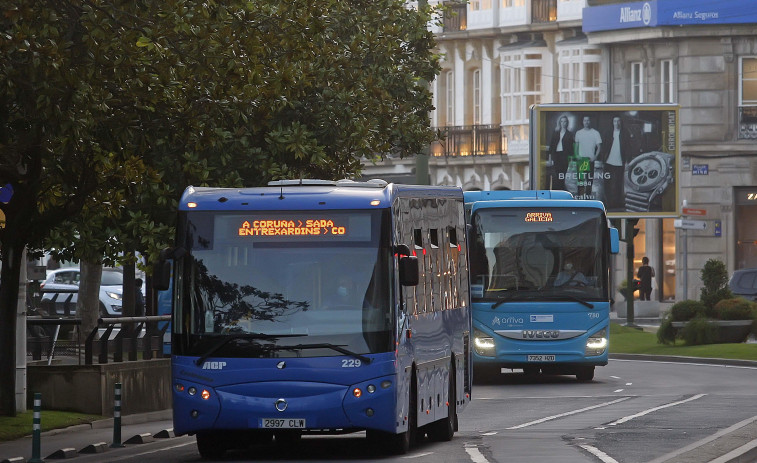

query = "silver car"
[{"left": 40, "top": 268, "right": 124, "bottom": 317}]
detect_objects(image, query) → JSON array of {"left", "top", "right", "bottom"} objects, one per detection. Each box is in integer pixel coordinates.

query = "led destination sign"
[
  {"left": 525, "top": 212, "right": 553, "bottom": 222},
  {"left": 239, "top": 219, "right": 347, "bottom": 237}
]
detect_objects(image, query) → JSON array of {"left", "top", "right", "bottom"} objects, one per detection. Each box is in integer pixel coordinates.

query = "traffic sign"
[
  {"left": 674, "top": 219, "right": 707, "bottom": 230},
  {"left": 682, "top": 207, "right": 706, "bottom": 216}
]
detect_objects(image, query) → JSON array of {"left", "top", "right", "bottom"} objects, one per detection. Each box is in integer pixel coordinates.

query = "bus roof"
[
  {"left": 464, "top": 190, "right": 607, "bottom": 213},
  {"left": 178, "top": 179, "right": 463, "bottom": 211},
  {"left": 463, "top": 190, "right": 574, "bottom": 203}
]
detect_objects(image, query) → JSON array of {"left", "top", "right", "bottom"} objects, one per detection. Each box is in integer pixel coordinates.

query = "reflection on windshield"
[
  {"left": 176, "top": 210, "right": 394, "bottom": 358},
  {"left": 469, "top": 208, "right": 606, "bottom": 301}
]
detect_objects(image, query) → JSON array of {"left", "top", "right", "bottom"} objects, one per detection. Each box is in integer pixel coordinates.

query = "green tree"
[
  {"left": 700, "top": 259, "right": 733, "bottom": 311},
  {"left": 0, "top": 0, "right": 439, "bottom": 415}
]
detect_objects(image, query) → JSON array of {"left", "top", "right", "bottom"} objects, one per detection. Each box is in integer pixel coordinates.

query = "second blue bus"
[{"left": 464, "top": 190, "right": 619, "bottom": 381}]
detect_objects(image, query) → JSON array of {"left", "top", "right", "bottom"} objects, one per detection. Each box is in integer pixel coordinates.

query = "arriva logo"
[
  {"left": 522, "top": 330, "right": 560, "bottom": 339},
  {"left": 503, "top": 316, "right": 524, "bottom": 324},
  {"left": 202, "top": 361, "right": 227, "bottom": 370}
]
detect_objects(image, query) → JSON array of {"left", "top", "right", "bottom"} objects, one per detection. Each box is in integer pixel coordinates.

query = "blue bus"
[
  {"left": 154, "top": 179, "right": 471, "bottom": 457},
  {"left": 464, "top": 190, "right": 619, "bottom": 382}
]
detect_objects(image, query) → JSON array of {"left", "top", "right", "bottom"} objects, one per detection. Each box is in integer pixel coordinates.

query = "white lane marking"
[
  {"left": 579, "top": 444, "right": 620, "bottom": 463},
  {"left": 613, "top": 389, "right": 624, "bottom": 393},
  {"left": 478, "top": 395, "right": 621, "bottom": 400},
  {"left": 603, "top": 393, "right": 706, "bottom": 427},
  {"left": 610, "top": 376, "right": 620, "bottom": 379},
  {"left": 625, "top": 383, "right": 632, "bottom": 386},
  {"left": 403, "top": 451, "right": 434, "bottom": 458},
  {"left": 647, "top": 414, "right": 757, "bottom": 463},
  {"left": 99, "top": 440, "right": 196, "bottom": 462},
  {"left": 482, "top": 431, "right": 498, "bottom": 436},
  {"left": 507, "top": 397, "right": 631, "bottom": 430},
  {"left": 465, "top": 444, "right": 491, "bottom": 463}
]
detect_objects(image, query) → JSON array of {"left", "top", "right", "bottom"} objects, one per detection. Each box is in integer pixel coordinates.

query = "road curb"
[
  {"left": 610, "top": 353, "right": 757, "bottom": 368},
  {"left": 40, "top": 409, "right": 172, "bottom": 437}
]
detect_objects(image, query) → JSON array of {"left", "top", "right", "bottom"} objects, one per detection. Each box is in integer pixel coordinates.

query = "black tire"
[
  {"left": 427, "top": 363, "right": 457, "bottom": 442},
  {"left": 576, "top": 366, "right": 595, "bottom": 382},
  {"left": 376, "top": 372, "right": 417, "bottom": 455},
  {"left": 99, "top": 303, "right": 108, "bottom": 319},
  {"left": 196, "top": 432, "right": 227, "bottom": 459}
]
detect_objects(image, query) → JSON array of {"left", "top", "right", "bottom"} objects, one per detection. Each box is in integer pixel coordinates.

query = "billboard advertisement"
[{"left": 530, "top": 104, "right": 679, "bottom": 218}]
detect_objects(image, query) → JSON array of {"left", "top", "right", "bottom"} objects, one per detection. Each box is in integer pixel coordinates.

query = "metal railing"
[
  {"left": 442, "top": 2, "right": 467, "bottom": 32},
  {"left": 431, "top": 124, "right": 507, "bottom": 157},
  {"left": 85, "top": 316, "right": 171, "bottom": 365},
  {"left": 532, "top": 0, "right": 557, "bottom": 23},
  {"left": 27, "top": 317, "right": 82, "bottom": 365}
]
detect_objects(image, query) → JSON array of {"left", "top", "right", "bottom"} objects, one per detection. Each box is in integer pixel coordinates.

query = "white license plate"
[
  {"left": 527, "top": 355, "right": 556, "bottom": 362},
  {"left": 260, "top": 418, "right": 306, "bottom": 429}
]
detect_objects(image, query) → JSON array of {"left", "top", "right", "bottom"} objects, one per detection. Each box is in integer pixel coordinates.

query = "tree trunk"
[
  {"left": 78, "top": 260, "right": 103, "bottom": 343},
  {"left": 0, "top": 242, "right": 24, "bottom": 416}
]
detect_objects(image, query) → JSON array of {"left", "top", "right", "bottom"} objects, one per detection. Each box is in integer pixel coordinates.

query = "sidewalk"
[{"left": 0, "top": 410, "right": 174, "bottom": 463}]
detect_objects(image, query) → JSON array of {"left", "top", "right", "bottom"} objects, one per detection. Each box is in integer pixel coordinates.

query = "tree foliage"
[{"left": 0, "top": 0, "right": 439, "bottom": 415}]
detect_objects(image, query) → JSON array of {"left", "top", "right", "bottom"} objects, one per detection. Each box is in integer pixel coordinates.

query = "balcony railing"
[
  {"left": 738, "top": 106, "right": 757, "bottom": 139},
  {"left": 442, "top": 2, "right": 467, "bottom": 32},
  {"left": 532, "top": 0, "right": 557, "bottom": 23},
  {"left": 431, "top": 124, "right": 507, "bottom": 157}
]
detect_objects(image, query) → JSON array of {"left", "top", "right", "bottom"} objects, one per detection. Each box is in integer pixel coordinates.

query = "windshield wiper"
[
  {"left": 281, "top": 343, "right": 372, "bottom": 364},
  {"left": 195, "top": 332, "right": 307, "bottom": 366}
]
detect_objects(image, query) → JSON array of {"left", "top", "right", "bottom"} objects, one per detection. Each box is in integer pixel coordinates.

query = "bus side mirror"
[
  {"left": 610, "top": 227, "right": 620, "bottom": 254},
  {"left": 399, "top": 256, "right": 419, "bottom": 286},
  {"left": 153, "top": 260, "right": 171, "bottom": 291}
]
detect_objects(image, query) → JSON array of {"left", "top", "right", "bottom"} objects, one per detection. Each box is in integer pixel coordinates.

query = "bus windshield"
[
  {"left": 174, "top": 209, "right": 393, "bottom": 358},
  {"left": 469, "top": 207, "right": 607, "bottom": 301}
]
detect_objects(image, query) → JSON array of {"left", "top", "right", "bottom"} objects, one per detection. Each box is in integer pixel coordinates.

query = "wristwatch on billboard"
[{"left": 624, "top": 151, "right": 675, "bottom": 212}]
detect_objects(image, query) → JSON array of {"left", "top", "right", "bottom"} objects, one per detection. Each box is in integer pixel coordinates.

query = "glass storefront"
[{"left": 735, "top": 187, "right": 757, "bottom": 270}]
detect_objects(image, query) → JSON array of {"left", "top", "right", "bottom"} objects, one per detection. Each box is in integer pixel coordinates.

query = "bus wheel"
[
  {"left": 196, "top": 432, "right": 226, "bottom": 459},
  {"left": 576, "top": 366, "right": 595, "bottom": 382},
  {"left": 427, "top": 365, "right": 456, "bottom": 442},
  {"left": 378, "top": 375, "right": 417, "bottom": 455}
]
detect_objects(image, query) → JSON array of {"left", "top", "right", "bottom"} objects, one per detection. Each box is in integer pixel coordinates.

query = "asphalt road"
[{"left": 2, "top": 356, "right": 757, "bottom": 463}]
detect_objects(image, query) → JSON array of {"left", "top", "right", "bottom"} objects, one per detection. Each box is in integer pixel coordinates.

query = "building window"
[
  {"left": 631, "top": 61, "right": 644, "bottom": 103},
  {"left": 739, "top": 57, "right": 757, "bottom": 139},
  {"left": 661, "top": 59, "right": 674, "bottom": 103},
  {"left": 471, "top": 0, "right": 492, "bottom": 10},
  {"left": 473, "top": 69, "right": 481, "bottom": 125},
  {"left": 446, "top": 70, "right": 454, "bottom": 126},
  {"left": 558, "top": 46, "right": 602, "bottom": 103},
  {"left": 502, "top": 0, "right": 525, "bottom": 6},
  {"left": 501, "top": 50, "right": 543, "bottom": 145}
]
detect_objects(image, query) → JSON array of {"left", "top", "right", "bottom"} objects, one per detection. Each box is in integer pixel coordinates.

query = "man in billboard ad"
[{"left": 533, "top": 104, "right": 679, "bottom": 217}]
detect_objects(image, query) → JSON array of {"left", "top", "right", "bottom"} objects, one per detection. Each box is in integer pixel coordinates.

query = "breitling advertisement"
[{"left": 531, "top": 104, "right": 680, "bottom": 218}]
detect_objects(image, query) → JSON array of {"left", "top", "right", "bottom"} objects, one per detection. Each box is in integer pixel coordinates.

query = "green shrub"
[
  {"left": 669, "top": 300, "right": 706, "bottom": 322},
  {"left": 656, "top": 317, "right": 677, "bottom": 345},
  {"left": 710, "top": 298, "right": 757, "bottom": 320},
  {"left": 681, "top": 316, "right": 719, "bottom": 345},
  {"left": 700, "top": 259, "right": 733, "bottom": 309}
]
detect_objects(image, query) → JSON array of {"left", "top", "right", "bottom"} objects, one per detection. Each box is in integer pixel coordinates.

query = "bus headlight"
[
  {"left": 585, "top": 329, "right": 607, "bottom": 356},
  {"left": 473, "top": 329, "right": 495, "bottom": 356}
]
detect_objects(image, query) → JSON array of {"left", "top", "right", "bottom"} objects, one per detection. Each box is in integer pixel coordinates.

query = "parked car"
[
  {"left": 40, "top": 268, "right": 124, "bottom": 317},
  {"left": 728, "top": 268, "right": 757, "bottom": 302}
]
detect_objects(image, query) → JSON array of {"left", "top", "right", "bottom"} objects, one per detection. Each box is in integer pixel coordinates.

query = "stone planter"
[{"left": 671, "top": 320, "right": 754, "bottom": 343}]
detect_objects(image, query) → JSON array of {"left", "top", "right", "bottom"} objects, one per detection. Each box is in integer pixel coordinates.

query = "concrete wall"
[{"left": 27, "top": 359, "right": 171, "bottom": 416}]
